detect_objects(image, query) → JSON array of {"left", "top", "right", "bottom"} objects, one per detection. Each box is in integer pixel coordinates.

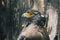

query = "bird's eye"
[
  {"left": 27, "top": 11, "right": 30, "bottom": 13},
  {"left": 30, "top": 13, "right": 33, "bottom": 15},
  {"left": 27, "top": 11, "right": 34, "bottom": 15}
]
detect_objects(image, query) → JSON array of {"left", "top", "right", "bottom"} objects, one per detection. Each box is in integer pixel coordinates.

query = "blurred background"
[{"left": 0, "top": 0, "right": 60, "bottom": 40}]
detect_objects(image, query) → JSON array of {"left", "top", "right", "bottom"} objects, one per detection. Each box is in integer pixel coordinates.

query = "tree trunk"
[
  {"left": 46, "top": 0, "right": 58, "bottom": 40},
  {"left": 32, "top": 0, "right": 44, "bottom": 14}
]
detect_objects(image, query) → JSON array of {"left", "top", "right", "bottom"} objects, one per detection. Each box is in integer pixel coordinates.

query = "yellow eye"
[{"left": 24, "top": 12, "right": 35, "bottom": 18}]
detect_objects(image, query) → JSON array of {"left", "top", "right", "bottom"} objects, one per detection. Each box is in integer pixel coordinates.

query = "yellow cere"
[{"left": 25, "top": 12, "right": 35, "bottom": 18}]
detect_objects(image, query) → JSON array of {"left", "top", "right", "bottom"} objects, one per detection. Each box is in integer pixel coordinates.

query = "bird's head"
[{"left": 21, "top": 9, "right": 46, "bottom": 27}]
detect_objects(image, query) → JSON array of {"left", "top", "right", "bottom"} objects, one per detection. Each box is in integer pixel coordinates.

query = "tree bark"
[{"left": 46, "top": 0, "right": 58, "bottom": 40}]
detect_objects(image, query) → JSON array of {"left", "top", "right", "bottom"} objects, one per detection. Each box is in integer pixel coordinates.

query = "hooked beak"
[{"left": 21, "top": 12, "right": 35, "bottom": 19}]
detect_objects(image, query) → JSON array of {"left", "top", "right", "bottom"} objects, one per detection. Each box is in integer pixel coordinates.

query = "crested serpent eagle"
[{"left": 17, "top": 9, "right": 50, "bottom": 40}]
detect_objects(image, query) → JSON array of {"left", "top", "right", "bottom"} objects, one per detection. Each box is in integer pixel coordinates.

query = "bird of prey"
[
  {"left": 17, "top": 9, "right": 50, "bottom": 40},
  {"left": 21, "top": 9, "right": 46, "bottom": 27}
]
